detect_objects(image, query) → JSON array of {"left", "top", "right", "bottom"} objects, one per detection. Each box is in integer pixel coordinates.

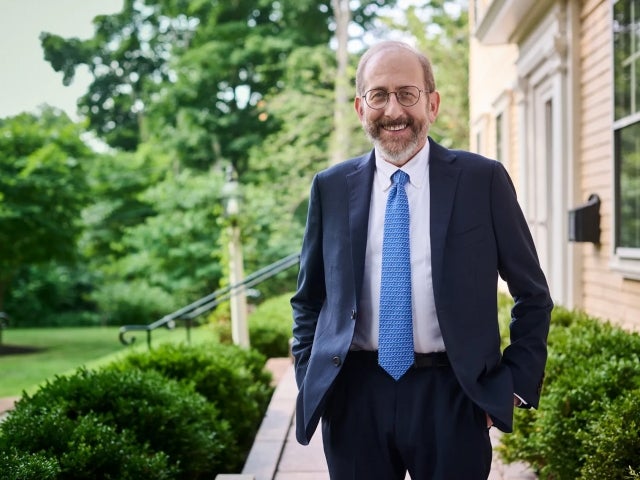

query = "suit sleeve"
[
  {"left": 290, "top": 175, "right": 326, "bottom": 388},
  {"left": 490, "top": 162, "right": 553, "bottom": 408}
]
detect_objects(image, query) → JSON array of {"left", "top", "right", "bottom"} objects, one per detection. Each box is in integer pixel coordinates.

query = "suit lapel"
[
  {"left": 429, "top": 139, "right": 460, "bottom": 300},
  {"left": 346, "top": 152, "right": 375, "bottom": 303}
]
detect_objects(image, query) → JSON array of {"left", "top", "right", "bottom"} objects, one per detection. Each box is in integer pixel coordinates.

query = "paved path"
[
  {"left": 240, "top": 358, "right": 537, "bottom": 480},
  {"left": 0, "top": 396, "right": 19, "bottom": 422}
]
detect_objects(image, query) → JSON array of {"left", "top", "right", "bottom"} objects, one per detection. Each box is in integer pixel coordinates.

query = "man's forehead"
[{"left": 363, "top": 49, "right": 422, "bottom": 84}]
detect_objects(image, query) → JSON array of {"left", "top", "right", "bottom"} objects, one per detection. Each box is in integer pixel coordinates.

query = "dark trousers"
[{"left": 321, "top": 351, "right": 492, "bottom": 480}]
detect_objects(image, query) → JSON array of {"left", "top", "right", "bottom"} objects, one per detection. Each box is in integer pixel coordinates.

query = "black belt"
[{"left": 349, "top": 350, "right": 450, "bottom": 368}]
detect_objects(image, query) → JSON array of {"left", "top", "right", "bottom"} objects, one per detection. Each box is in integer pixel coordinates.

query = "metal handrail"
[{"left": 118, "top": 252, "right": 300, "bottom": 348}]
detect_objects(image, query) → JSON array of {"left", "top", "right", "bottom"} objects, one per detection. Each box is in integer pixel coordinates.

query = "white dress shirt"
[{"left": 352, "top": 142, "right": 446, "bottom": 353}]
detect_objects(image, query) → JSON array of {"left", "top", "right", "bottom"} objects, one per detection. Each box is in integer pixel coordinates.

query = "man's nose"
[{"left": 383, "top": 93, "right": 405, "bottom": 115}]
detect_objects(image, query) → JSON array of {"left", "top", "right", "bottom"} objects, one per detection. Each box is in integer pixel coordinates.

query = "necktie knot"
[{"left": 392, "top": 170, "right": 409, "bottom": 188}]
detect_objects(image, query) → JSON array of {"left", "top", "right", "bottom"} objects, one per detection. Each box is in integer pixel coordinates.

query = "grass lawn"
[{"left": 0, "top": 325, "right": 220, "bottom": 398}]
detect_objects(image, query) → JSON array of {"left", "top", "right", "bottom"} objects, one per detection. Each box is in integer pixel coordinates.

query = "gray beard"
[
  {"left": 370, "top": 135, "right": 421, "bottom": 165},
  {"left": 364, "top": 122, "right": 427, "bottom": 165}
]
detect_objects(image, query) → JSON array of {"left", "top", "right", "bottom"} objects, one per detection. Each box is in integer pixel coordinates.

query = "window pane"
[
  {"left": 615, "top": 63, "right": 632, "bottom": 119},
  {"left": 614, "top": 1, "right": 631, "bottom": 58},
  {"left": 613, "top": 0, "right": 638, "bottom": 119},
  {"left": 618, "top": 121, "right": 640, "bottom": 248}
]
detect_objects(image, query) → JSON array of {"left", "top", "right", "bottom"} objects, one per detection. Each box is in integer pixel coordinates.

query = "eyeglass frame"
[{"left": 361, "top": 85, "right": 431, "bottom": 110}]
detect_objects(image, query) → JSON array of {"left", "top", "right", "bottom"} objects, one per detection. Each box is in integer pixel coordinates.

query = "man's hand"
[
  {"left": 486, "top": 395, "right": 525, "bottom": 428},
  {"left": 485, "top": 412, "right": 493, "bottom": 429}
]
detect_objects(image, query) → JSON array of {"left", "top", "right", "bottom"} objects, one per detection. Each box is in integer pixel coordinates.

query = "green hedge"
[
  {"left": 248, "top": 292, "right": 294, "bottom": 358},
  {"left": 0, "top": 342, "right": 275, "bottom": 478},
  {"left": 0, "top": 368, "right": 229, "bottom": 479},
  {"left": 0, "top": 450, "right": 60, "bottom": 480},
  {"left": 108, "top": 342, "right": 273, "bottom": 462},
  {"left": 497, "top": 299, "right": 640, "bottom": 480},
  {"left": 211, "top": 292, "right": 294, "bottom": 358}
]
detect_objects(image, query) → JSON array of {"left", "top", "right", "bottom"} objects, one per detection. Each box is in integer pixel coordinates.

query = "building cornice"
[{"left": 474, "top": 0, "right": 556, "bottom": 45}]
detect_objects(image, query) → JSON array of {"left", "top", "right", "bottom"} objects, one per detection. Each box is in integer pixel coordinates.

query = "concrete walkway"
[
  {"left": 232, "top": 358, "right": 537, "bottom": 480},
  {"left": 0, "top": 396, "right": 19, "bottom": 422}
]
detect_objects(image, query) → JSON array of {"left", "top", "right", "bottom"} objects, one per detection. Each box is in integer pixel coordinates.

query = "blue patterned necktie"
[{"left": 378, "top": 169, "right": 414, "bottom": 380}]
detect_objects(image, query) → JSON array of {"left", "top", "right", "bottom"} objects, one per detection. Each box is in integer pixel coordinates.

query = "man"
[{"left": 291, "top": 40, "right": 553, "bottom": 479}]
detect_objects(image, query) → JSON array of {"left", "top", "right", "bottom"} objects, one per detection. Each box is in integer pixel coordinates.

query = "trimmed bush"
[
  {"left": 210, "top": 292, "right": 294, "bottom": 358},
  {"left": 92, "top": 280, "right": 178, "bottom": 326},
  {"left": 578, "top": 388, "right": 640, "bottom": 479},
  {"left": 108, "top": 342, "right": 273, "bottom": 466},
  {"left": 498, "top": 302, "right": 640, "bottom": 480},
  {"left": 248, "top": 292, "right": 294, "bottom": 358},
  {"left": 0, "top": 449, "right": 60, "bottom": 480},
  {"left": 0, "top": 367, "right": 232, "bottom": 479},
  {"left": 5, "top": 263, "right": 100, "bottom": 328}
]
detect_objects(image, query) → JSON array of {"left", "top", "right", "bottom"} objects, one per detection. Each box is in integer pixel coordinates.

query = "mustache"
[{"left": 377, "top": 117, "right": 414, "bottom": 129}]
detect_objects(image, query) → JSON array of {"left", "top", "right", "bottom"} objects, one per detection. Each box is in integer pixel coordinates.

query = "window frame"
[{"left": 612, "top": 0, "right": 640, "bottom": 277}]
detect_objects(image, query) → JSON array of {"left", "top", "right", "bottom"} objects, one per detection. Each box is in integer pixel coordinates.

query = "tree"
[
  {"left": 0, "top": 108, "right": 92, "bottom": 314},
  {"left": 40, "top": 0, "right": 179, "bottom": 151},
  {"left": 331, "top": 0, "right": 353, "bottom": 165},
  {"left": 41, "top": 0, "right": 335, "bottom": 167},
  {"left": 41, "top": 0, "right": 399, "bottom": 171},
  {"left": 80, "top": 146, "right": 166, "bottom": 262},
  {"left": 101, "top": 168, "right": 226, "bottom": 304}
]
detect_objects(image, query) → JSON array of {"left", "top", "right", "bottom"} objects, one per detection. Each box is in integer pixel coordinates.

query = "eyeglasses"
[{"left": 362, "top": 86, "right": 428, "bottom": 109}]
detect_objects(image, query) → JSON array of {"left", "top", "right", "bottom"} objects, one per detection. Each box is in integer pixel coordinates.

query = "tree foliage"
[
  {"left": 0, "top": 107, "right": 91, "bottom": 312},
  {"left": 101, "top": 168, "right": 226, "bottom": 304},
  {"left": 41, "top": 1, "right": 176, "bottom": 151},
  {"left": 41, "top": 0, "right": 336, "bottom": 167}
]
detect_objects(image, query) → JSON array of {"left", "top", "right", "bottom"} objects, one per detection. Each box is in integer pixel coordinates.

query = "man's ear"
[
  {"left": 354, "top": 96, "right": 365, "bottom": 121},
  {"left": 428, "top": 91, "right": 441, "bottom": 122}
]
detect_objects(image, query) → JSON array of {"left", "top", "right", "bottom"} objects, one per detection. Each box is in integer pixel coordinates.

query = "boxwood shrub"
[
  {"left": 578, "top": 388, "right": 640, "bottom": 479},
  {"left": 498, "top": 300, "right": 640, "bottom": 480},
  {"left": 0, "top": 367, "right": 232, "bottom": 479},
  {"left": 210, "top": 292, "right": 294, "bottom": 358},
  {"left": 108, "top": 341, "right": 273, "bottom": 465},
  {"left": 0, "top": 449, "right": 60, "bottom": 480},
  {"left": 248, "top": 292, "right": 294, "bottom": 358}
]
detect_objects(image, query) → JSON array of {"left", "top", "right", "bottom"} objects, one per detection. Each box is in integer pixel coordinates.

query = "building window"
[{"left": 614, "top": 0, "right": 640, "bottom": 252}]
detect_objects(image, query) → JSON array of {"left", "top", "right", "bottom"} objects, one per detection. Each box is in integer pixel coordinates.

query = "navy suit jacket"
[{"left": 291, "top": 137, "right": 553, "bottom": 445}]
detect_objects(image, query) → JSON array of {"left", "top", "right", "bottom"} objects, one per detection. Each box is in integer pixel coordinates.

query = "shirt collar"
[{"left": 375, "top": 140, "right": 430, "bottom": 191}]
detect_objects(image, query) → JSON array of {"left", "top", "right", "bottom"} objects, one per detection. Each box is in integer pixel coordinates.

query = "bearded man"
[{"left": 291, "top": 40, "right": 553, "bottom": 480}]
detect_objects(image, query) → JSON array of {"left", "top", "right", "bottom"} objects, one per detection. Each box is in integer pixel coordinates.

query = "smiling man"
[
  {"left": 355, "top": 43, "right": 437, "bottom": 166},
  {"left": 291, "top": 40, "right": 553, "bottom": 480}
]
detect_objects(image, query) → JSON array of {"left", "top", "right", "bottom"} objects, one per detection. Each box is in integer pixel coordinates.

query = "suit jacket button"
[
  {"left": 332, "top": 356, "right": 342, "bottom": 366},
  {"left": 351, "top": 309, "right": 356, "bottom": 320}
]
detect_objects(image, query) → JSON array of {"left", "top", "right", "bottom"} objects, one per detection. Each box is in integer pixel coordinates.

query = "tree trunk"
[
  {"left": 0, "top": 279, "right": 7, "bottom": 316},
  {"left": 331, "top": 0, "right": 352, "bottom": 165}
]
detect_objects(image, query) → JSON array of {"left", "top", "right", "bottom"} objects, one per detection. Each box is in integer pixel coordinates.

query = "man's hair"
[{"left": 355, "top": 40, "right": 436, "bottom": 97}]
